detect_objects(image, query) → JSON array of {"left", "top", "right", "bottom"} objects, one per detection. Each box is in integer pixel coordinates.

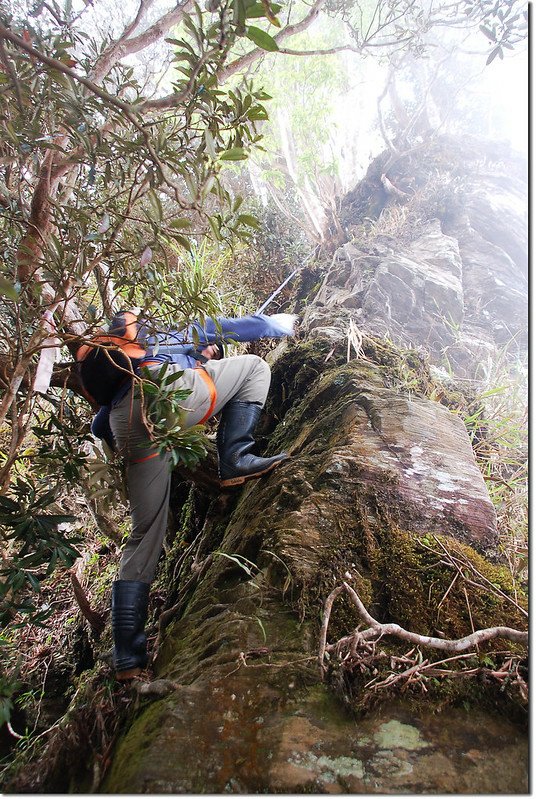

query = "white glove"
[{"left": 270, "top": 313, "right": 297, "bottom": 336}]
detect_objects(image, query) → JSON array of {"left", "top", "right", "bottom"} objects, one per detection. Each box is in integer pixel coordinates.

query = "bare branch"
[
  {"left": 139, "top": 43, "right": 219, "bottom": 112},
  {"left": 90, "top": 0, "right": 192, "bottom": 82},
  {"left": 277, "top": 44, "right": 361, "bottom": 56},
  {"left": 0, "top": 38, "right": 24, "bottom": 112},
  {"left": 0, "top": 316, "right": 53, "bottom": 427},
  {"left": 266, "top": 184, "right": 318, "bottom": 242},
  {"left": 70, "top": 571, "right": 106, "bottom": 634},
  {"left": 121, "top": 0, "right": 157, "bottom": 41},
  {"left": 0, "top": 181, "right": 16, "bottom": 209},
  {"left": 319, "top": 582, "right": 528, "bottom": 679}
]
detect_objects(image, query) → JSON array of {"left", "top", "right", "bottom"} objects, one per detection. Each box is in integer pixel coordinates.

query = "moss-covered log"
[{"left": 100, "top": 333, "right": 526, "bottom": 793}]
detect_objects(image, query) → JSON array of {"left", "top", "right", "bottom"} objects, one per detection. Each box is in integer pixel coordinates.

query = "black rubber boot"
[
  {"left": 111, "top": 579, "right": 150, "bottom": 680},
  {"left": 217, "top": 400, "right": 288, "bottom": 488}
]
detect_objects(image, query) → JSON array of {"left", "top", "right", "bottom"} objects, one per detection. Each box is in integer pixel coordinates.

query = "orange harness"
[
  {"left": 194, "top": 366, "right": 218, "bottom": 424},
  {"left": 78, "top": 313, "right": 218, "bottom": 463}
]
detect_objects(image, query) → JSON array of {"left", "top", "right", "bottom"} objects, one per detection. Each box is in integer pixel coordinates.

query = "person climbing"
[{"left": 77, "top": 309, "right": 296, "bottom": 680}]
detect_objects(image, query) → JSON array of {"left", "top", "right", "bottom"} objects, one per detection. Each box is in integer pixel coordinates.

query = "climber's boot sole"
[{"left": 220, "top": 456, "right": 288, "bottom": 488}]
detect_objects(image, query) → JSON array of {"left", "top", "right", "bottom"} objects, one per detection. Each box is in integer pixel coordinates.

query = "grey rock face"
[
  {"left": 361, "top": 220, "right": 463, "bottom": 354},
  {"left": 305, "top": 152, "right": 527, "bottom": 377}
]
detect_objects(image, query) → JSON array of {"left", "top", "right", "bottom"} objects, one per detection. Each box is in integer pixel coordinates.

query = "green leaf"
[
  {"left": 237, "top": 213, "right": 260, "bottom": 229},
  {"left": 486, "top": 46, "right": 501, "bottom": 65},
  {"left": 245, "top": 2, "right": 281, "bottom": 18},
  {"left": 219, "top": 147, "right": 248, "bottom": 161},
  {"left": 162, "top": 369, "right": 185, "bottom": 386},
  {"left": 170, "top": 233, "right": 192, "bottom": 250},
  {"left": 244, "top": 26, "right": 279, "bottom": 51},
  {"left": 208, "top": 215, "right": 222, "bottom": 241},
  {"left": 147, "top": 189, "right": 163, "bottom": 222},
  {"left": 214, "top": 551, "right": 258, "bottom": 576},
  {"left": 169, "top": 218, "right": 192, "bottom": 229},
  {"left": 0, "top": 277, "right": 17, "bottom": 301},
  {"left": 248, "top": 106, "right": 268, "bottom": 121},
  {"left": 479, "top": 25, "right": 496, "bottom": 41},
  {"left": 479, "top": 386, "right": 507, "bottom": 399}
]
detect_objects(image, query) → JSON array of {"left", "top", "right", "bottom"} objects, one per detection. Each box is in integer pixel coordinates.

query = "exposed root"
[
  {"left": 319, "top": 582, "right": 528, "bottom": 704},
  {"left": 70, "top": 571, "right": 106, "bottom": 634}
]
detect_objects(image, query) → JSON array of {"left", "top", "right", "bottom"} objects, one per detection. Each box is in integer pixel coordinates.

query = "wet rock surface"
[
  {"left": 101, "top": 351, "right": 526, "bottom": 794},
  {"left": 264, "top": 358, "right": 498, "bottom": 559},
  {"left": 306, "top": 137, "right": 527, "bottom": 376},
  {"left": 104, "top": 677, "right": 528, "bottom": 794}
]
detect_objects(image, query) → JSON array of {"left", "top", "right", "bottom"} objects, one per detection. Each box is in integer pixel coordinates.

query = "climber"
[{"left": 78, "top": 309, "right": 296, "bottom": 680}]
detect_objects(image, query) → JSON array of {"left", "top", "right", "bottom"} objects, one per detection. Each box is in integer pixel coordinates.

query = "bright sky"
[
  {"left": 68, "top": 0, "right": 529, "bottom": 186},
  {"left": 330, "top": 29, "right": 528, "bottom": 187}
]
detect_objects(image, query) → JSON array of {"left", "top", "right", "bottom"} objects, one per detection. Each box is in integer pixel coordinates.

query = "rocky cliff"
[
  {"left": 11, "top": 135, "right": 527, "bottom": 794},
  {"left": 96, "top": 135, "right": 527, "bottom": 794}
]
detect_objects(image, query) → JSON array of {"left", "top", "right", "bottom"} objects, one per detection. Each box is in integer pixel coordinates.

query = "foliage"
[
  {"left": 472, "top": 0, "right": 528, "bottom": 63},
  {"left": 30, "top": 397, "right": 96, "bottom": 484},
  {"left": 326, "top": 0, "right": 528, "bottom": 58},
  {"left": 0, "top": 9, "right": 272, "bottom": 313},
  {"left": 140, "top": 365, "right": 209, "bottom": 469},
  {"left": 0, "top": 478, "right": 80, "bottom": 626},
  {"left": 0, "top": 0, "right": 528, "bottom": 772},
  {"left": 257, "top": 21, "right": 349, "bottom": 183},
  {"left": 0, "top": 0, "right": 279, "bottom": 624},
  {"left": 464, "top": 351, "right": 528, "bottom": 586}
]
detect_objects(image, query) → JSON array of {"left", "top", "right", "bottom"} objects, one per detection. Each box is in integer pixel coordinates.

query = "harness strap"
[
  {"left": 195, "top": 366, "right": 217, "bottom": 424},
  {"left": 132, "top": 452, "right": 160, "bottom": 465},
  {"left": 142, "top": 361, "right": 217, "bottom": 424}
]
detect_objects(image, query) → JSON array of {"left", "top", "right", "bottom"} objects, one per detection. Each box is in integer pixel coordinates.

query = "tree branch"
[
  {"left": 90, "top": 0, "right": 192, "bottom": 82},
  {"left": 218, "top": 0, "right": 328, "bottom": 83},
  {"left": 138, "top": 42, "right": 220, "bottom": 112},
  {"left": 1, "top": 21, "right": 193, "bottom": 284},
  {"left": 277, "top": 44, "right": 361, "bottom": 56},
  {"left": 70, "top": 571, "right": 106, "bottom": 634},
  {"left": 0, "top": 23, "right": 139, "bottom": 121}
]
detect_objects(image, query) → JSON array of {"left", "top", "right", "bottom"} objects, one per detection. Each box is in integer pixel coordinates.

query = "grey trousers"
[{"left": 109, "top": 355, "right": 271, "bottom": 584}]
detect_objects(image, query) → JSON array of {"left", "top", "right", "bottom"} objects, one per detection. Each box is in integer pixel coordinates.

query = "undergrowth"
[{"left": 463, "top": 349, "right": 528, "bottom": 588}]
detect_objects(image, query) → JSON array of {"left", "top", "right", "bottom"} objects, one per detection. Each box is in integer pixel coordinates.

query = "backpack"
[{"left": 76, "top": 312, "right": 147, "bottom": 406}]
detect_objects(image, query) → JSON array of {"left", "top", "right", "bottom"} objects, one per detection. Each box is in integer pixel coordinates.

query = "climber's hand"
[{"left": 270, "top": 313, "right": 298, "bottom": 335}]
